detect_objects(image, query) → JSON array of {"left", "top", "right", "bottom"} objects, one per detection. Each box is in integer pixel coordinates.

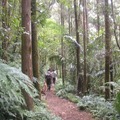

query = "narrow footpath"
[{"left": 46, "top": 87, "right": 95, "bottom": 120}]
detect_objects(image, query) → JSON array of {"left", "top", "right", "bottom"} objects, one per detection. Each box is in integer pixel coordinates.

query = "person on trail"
[
  {"left": 45, "top": 69, "right": 52, "bottom": 91},
  {"left": 52, "top": 69, "right": 57, "bottom": 85}
]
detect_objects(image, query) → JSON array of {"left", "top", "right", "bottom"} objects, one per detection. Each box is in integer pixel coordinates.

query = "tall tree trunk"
[
  {"left": 2, "top": 0, "right": 8, "bottom": 61},
  {"left": 21, "top": 0, "right": 34, "bottom": 110},
  {"left": 74, "top": 0, "right": 80, "bottom": 77},
  {"left": 83, "top": 0, "right": 87, "bottom": 94},
  {"left": 60, "top": 3, "right": 65, "bottom": 85},
  {"left": 96, "top": 0, "right": 100, "bottom": 36},
  {"left": 31, "top": 0, "right": 41, "bottom": 100},
  {"left": 110, "top": 57, "right": 113, "bottom": 97},
  {"left": 85, "top": 0, "right": 90, "bottom": 93},
  {"left": 68, "top": 8, "right": 71, "bottom": 35},
  {"left": 104, "top": 0, "right": 110, "bottom": 100},
  {"left": 74, "top": 0, "right": 81, "bottom": 94},
  {"left": 110, "top": 0, "right": 114, "bottom": 97},
  {"left": 78, "top": 0, "right": 82, "bottom": 27}
]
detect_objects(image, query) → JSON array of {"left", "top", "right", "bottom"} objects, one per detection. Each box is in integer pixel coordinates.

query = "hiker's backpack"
[{"left": 45, "top": 74, "right": 51, "bottom": 79}]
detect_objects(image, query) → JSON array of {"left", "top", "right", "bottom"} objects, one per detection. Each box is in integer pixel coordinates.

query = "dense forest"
[{"left": 0, "top": 0, "right": 120, "bottom": 120}]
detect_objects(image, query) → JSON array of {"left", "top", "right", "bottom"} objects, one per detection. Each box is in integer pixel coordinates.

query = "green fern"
[
  {"left": 115, "top": 92, "right": 120, "bottom": 115},
  {"left": 0, "top": 61, "right": 62, "bottom": 120},
  {"left": 0, "top": 62, "right": 38, "bottom": 119}
]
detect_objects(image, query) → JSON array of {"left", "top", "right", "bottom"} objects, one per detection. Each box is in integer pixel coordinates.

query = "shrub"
[
  {"left": 77, "top": 95, "right": 117, "bottom": 119},
  {"left": 65, "top": 93, "right": 79, "bottom": 103},
  {"left": 0, "top": 61, "right": 62, "bottom": 120},
  {"left": 0, "top": 61, "right": 39, "bottom": 119}
]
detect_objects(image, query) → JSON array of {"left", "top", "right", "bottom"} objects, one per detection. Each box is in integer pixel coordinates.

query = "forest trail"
[{"left": 45, "top": 86, "right": 95, "bottom": 120}]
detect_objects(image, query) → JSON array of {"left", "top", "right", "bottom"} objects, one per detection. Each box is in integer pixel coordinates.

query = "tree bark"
[
  {"left": 83, "top": 0, "right": 87, "bottom": 94},
  {"left": 74, "top": 0, "right": 81, "bottom": 94},
  {"left": 104, "top": 0, "right": 110, "bottom": 100},
  {"left": 31, "top": 0, "right": 41, "bottom": 100},
  {"left": 60, "top": 3, "right": 65, "bottom": 85},
  {"left": 2, "top": 0, "right": 8, "bottom": 61},
  {"left": 74, "top": 0, "right": 80, "bottom": 77},
  {"left": 21, "top": 0, "right": 34, "bottom": 110},
  {"left": 68, "top": 8, "right": 71, "bottom": 35},
  {"left": 96, "top": 0, "right": 100, "bottom": 36}
]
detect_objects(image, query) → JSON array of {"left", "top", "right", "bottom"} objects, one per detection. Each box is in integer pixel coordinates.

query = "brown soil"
[{"left": 45, "top": 86, "right": 95, "bottom": 120}]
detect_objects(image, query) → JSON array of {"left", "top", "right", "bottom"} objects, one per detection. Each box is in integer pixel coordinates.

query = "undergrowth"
[
  {"left": 0, "top": 61, "right": 61, "bottom": 120},
  {"left": 77, "top": 95, "right": 117, "bottom": 120},
  {"left": 55, "top": 81, "right": 79, "bottom": 103},
  {"left": 55, "top": 80, "right": 120, "bottom": 120},
  {"left": 23, "top": 100, "right": 61, "bottom": 120}
]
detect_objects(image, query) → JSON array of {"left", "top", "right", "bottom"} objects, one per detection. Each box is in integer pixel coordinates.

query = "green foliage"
[
  {"left": 55, "top": 81, "right": 79, "bottom": 103},
  {"left": 45, "top": 19, "right": 63, "bottom": 34},
  {"left": 38, "top": 19, "right": 62, "bottom": 47},
  {"left": 56, "top": 82, "right": 75, "bottom": 96},
  {"left": 0, "top": 61, "right": 38, "bottom": 119},
  {"left": 65, "top": 93, "right": 80, "bottom": 103},
  {"left": 49, "top": 55, "right": 63, "bottom": 66},
  {"left": 108, "top": 80, "right": 120, "bottom": 116},
  {"left": 0, "top": 61, "right": 61, "bottom": 120},
  {"left": 55, "top": 80, "right": 120, "bottom": 119},
  {"left": 36, "top": 1, "right": 49, "bottom": 26},
  {"left": 77, "top": 95, "right": 117, "bottom": 120},
  {"left": 115, "top": 92, "right": 120, "bottom": 115},
  {"left": 23, "top": 101, "right": 61, "bottom": 120},
  {"left": 57, "top": 0, "right": 72, "bottom": 8},
  {"left": 38, "top": 18, "right": 63, "bottom": 71},
  {"left": 0, "top": 0, "right": 22, "bottom": 62}
]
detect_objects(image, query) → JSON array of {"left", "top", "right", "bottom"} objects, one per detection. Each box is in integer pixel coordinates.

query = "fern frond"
[{"left": 0, "top": 61, "right": 38, "bottom": 119}]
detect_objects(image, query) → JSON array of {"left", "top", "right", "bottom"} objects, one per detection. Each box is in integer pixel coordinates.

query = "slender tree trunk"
[
  {"left": 85, "top": 1, "right": 90, "bottom": 93},
  {"left": 61, "top": 3, "right": 65, "bottom": 85},
  {"left": 97, "top": 0, "right": 100, "bottom": 36},
  {"left": 2, "top": 0, "right": 8, "bottom": 61},
  {"left": 31, "top": 0, "right": 41, "bottom": 100},
  {"left": 74, "top": 0, "right": 81, "bottom": 94},
  {"left": 74, "top": 0, "right": 80, "bottom": 77},
  {"left": 21, "top": 0, "right": 34, "bottom": 110},
  {"left": 104, "top": 0, "right": 110, "bottom": 100},
  {"left": 83, "top": 0, "right": 87, "bottom": 94},
  {"left": 68, "top": 8, "right": 71, "bottom": 35},
  {"left": 110, "top": 57, "right": 113, "bottom": 97},
  {"left": 70, "top": 17, "right": 73, "bottom": 35},
  {"left": 119, "top": 26, "right": 120, "bottom": 40},
  {"left": 78, "top": 0, "right": 82, "bottom": 27},
  {"left": 110, "top": 0, "right": 114, "bottom": 97}
]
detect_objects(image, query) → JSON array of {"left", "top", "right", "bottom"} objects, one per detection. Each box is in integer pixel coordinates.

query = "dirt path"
[{"left": 45, "top": 87, "right": 95, "bottom": 120}]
